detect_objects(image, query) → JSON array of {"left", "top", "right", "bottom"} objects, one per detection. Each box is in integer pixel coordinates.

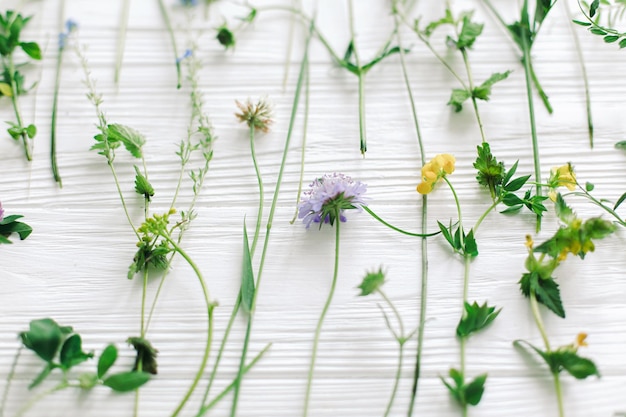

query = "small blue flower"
[
  {"left": 180, "top": 0, "right": 199, "bottom": 6},
  {"left": 65, "top": 19, "right": 78, "bottom": 33},
  {"left": 58, "top": 19, "right": 78, "bottom": 50},
  {"left": 298, "top": 173, "right": 368, "bottom": 229},
  {"left": 176, "top": 49, "right": 193, "bottom": 64}
]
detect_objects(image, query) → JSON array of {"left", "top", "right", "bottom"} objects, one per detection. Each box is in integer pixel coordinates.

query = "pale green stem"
[
  {"left": 290, "top": 56, "right": 310, "bottom": 224},
  {"left": 443, "top": 177, "right": 464, "bottom": 238},
  {"left": 51, "top": 0, "right": 66, "bottom": 186},
  {"left": 6, "top": 54, "right": 32, "bottom": 161},
  {"left": 363, "top": 206, "right": 438, "bottom": 237},
  {"left": 282, "top": 0, "right": 298, "bottom": 91},
  {"left": 156, "top": 0, "right": 182, "bottom": 89},
  {"left": 521, "top": 23, "right": 543, "bottom": 232},
  {"left": 108, "top": 160, "right": 141, "bottom": 239},
  {"left": 0, "top": 346, "right": 21, "bottom": 417},
  {"left": 563, "top": 0, "right": 593, "bottom": 148},
  {"left": 377, "top": 289, "right": 405, "bottom": 337},
  {"left": 384, "top": 342, "right": 404, "bottom": 417},
  {"left": 248, "top": 125, "right": 264, "bottom": 256},
  {"left": 114, "top": 0, "right": 131, "bottom": 85},
  {"left": 347, "top": 0, "right": 367, "bottom": 154},
  {"left": 473, "top": 199, "right": 499, "bottom": 233},
  {"left": 133, "top": 268, "right": 149, "bottom": 417},
  {"left": 229, "top": 27, "right": 312, "bottom": 417},
  {"left": 14, "top": 382, "right": 68, "bottom": 417},
  {"left": 571, "top": 189, "right": 626, "bottom": 227},
  {"left": 553, "top": 371, "right": 566, "bottom": 417},
  {"left": 303, "top": 218, "right": 340, "bottom": 417},
  {"left": 196, "top": 344, "right": 272, "bottom": 417},
  {"left": 460, "top": 48, "right": 486, "bottom": 144},
  {"left": 165, "top": 237, "right": 215, "bottom": 417}
]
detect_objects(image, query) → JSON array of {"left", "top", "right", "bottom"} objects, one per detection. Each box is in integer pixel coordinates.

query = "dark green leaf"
[
  {"left": 556, "top": 351, "right": 600, "bottom": 379},
  {"left": 590, "top": 28, "right": 607, "bottom": 36},
  {"left": 500, "top": 205, "right": 523, "bottom": 214},
  {"left": 502, "top": 160, "right": 519, "bottom": 186},
  {"left": 0, "top": 215, "right": 33, "bottom": 241},
  {"left": 103, "top": 371, "right": 150, "bottom": 392},
  {"left": 216, "top": 26, "right": 235, "bottom": 49},
  {"left": 448, "top": 88, "right": 471, "bottom": 112},
  {"left": 60, "top": 334, "right": 93, "bottom": 369},
  {"left": 465, "top": 373, "right": 487, "bottom": 406},
  {"left": 504, "top": 175, "right": 531, "bottom": 192},
  {"left": 20, "top": 42, "right": 41, "bottom": 59},
  {"left": 604, "top": 35, "right": 619, "bottom": 43},
  {"left": 464, "top": 229, "right": 478, "bottom": 258},
  {"left": 619, "top": 39, "right": 626, "bottom": 49},
  {"left": 133, "top": 166, "right": 154, "bottom": 201},
  {"left": 534, "top": 277, "right": 565, "bottom": 318},
  {"left": 106, "top": 124, "right": 146, "bottom": 159},
  {"left": 614, "top": 192, "right": 626, "bottom": 210},
  {"left": 474, "top": 142, "right": 505, "bottom": 192},
  {"left": 589, "top": 0, "right": 600, "bottom": 17},
  {"left": 503, "top": 193, "right": 524, "bottom": 207},
  {"left": 97, "top": 344, "right": 118, "bottom": 379},
  {"left": 20, "top": 318, "right": 69, "bottom": 362},
  {"left": 29, "top": 363, "right": 53, "bottom": 389},
  {"left": 456, "top": 301, "right": 501, "bottom": 338},
  {"left": 616, "top": 140, "right": 626, "bottom": 149},
  {"left": 572, "top": 20, "right": 591, "bottom": 26},
  {"left": 127, "top": 337, "right": 158, "bottom": 375},
  {"left": 241, "top": 221, "right": 255, "bottom": 314}
]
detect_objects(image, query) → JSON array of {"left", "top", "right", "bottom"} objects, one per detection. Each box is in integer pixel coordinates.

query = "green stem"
[
  {"left": 378, "top": 289, "right": 405, "bottom": 337},
  {"left": 363, "top": 206, "right": 438, "bottom": 237},
  {"left": 460, "top": 47, "right": 486, "bottom": 144},
  {"left": 443, "top": 177, "right": 464, "bottom": 236},
  {"left": 563, "top": 0, "right": 593, "bottom": 148},
  {"left": 0, "top": 346, "right": 21, "bottom": 417},
  {"left": 196, "top": 343, "right": 272, "bottom": 417},
  {"left": 6, "top": 55, "right": 32, "bottom": 161},
  {"left": 156, "top": 0, "right": 182, "bottom": 89},
  {"left": 573, "top": 189, "right": 626, "bottom": 227},
  {"left": 383, "top": 342, "right": 404, "bottom": 417},
  {"left": 108, "top": 160, "right": 141, "bottom": 239},
  {"left": 248, "top": 125, "right": 264, "bottom": 256},
  {"left": 392, "top": 8, "right": 428, "bottom": 415},
  {"left": 229, "top": 26, "right": 313, "bottom": 417},
  {"left": 520, "top": 26, "right": 543, "bottom": 233},
  {"left": 529, "top": 290, "right": 551, "bottom": 351},
  {"left": 14, "top": 382, "right": 68, "bottom": 417},
  {"left": 165, "top": 238, "right": 215, "bottom": 417},
  {"left": 553, "top": 371, "right": 566, "bottom": 417},
  {"left": 473, "top": 199, "right": 499, "bottom": 233},
  {"left": 347, "top": 0, "right": 366, "bottom": 155},
  {"left": 303, "top": 219, "right": 341, "bottom": 417},
  {"left": 199, "top": 294, "right": 241, "bottom": 410},
  {"left": 51, "top": 0, "right": 66, "bottom": 186},
  {"left": 282, "top": 0, "right": 298, "bottom": 91},
  {"left": 290, "top": 54, "right": 310, "bottom": 224},
  {"left": 114, "top": 0, "right": 131, "bottom": 85}
]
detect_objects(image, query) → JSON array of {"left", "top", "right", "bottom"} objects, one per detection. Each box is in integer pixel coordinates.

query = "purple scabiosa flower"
[
  {"left": 0, "top": 202, "right": 4, "bottom": 222},
  {"left": 298, "top": 173, "right": 367, "bottom": 229}
]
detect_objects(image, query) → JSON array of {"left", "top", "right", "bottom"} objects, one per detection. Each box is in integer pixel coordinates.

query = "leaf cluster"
[
  {"left": 441, "top": 368, "right": 487, "bottom": 408},
  {"left": 91, "top": 123, "right": 146, "bottom": 161},
  {"left": 575, "top": 0, "right": 626, "bottom": 48},
  {"left": 519, "top": 271, "right": 564, "bottom": 318},
  {"left": 437, "top": 221, "right": 478, "bottom": 258},
  {"left": 19, "top": 318, "right": 150, "bottom": 392},
  {"left": 448, "top": 72, "right": 511, "bottom": 112},
  {"left": 0, "top": 213, "right": 32, "bottom": 244},
  {"left": 0, "top": 11, "right": 42, "bottom": 60},
  {"left": 507, "top": 0, "right": 557, "bottom": 50},
  {"left": 339, "top": 40, "right": 408, "bottom": 76},
  {"left": 456, "top": 301, "right": 501, "bottom": 338},
  {"left": 515, "top": 340, "right": 600, "bottom": 379}
]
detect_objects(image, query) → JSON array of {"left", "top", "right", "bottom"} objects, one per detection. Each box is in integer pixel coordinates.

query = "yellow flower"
[
  {"left": 524, "top": 234, "right": 534, "bottom": 249},
  {"left": 417, "top": 153, "right": 455, "bottom": 194},
  {"left": 548, "top": 164, "right": 577, "bottom": 201},
  {"left": 575, "top": 332, "right": 588, "bottom": 348}
]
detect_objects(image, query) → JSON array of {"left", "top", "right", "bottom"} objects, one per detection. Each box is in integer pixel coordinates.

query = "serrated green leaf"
[
  {"left": 106, "top": 124, "right": 146, "bottom": 158},
  {"left": 97, "top": 344, "right": 118, "bottom": 379},
  {"left": 472, "top": 71, "right": 511, "bottom": 101},
  {"left": 133, "top": 166, "right": 154, "bottom": 201},
  {"left": 456, "top": 301, "right": 501, "bottom": 338},
  {"left": 103, "top": 371, "right": 150, "bottom": 392},
  {"left": 464, "top": 229, "right": 478, "bottom": 257},
  {"left": 455, "top": 15, "right": 483, "bottom": 49},
  {"left": 448, "top": 88, "right": 471, "bottom": 112},
  {"left": 555, "top": 193, "right": 575, "bottom": 224},
  {"left": 465, "top": 373, "right": 487, "bottom": 406},
  {"left": 533, "top": 277, "right": 565, "bottom": 318},
  {"left": 241, "top": 221, "right": 255, "bottom": 314},
  {"left": 357, "top": 268, "right": 385, "bottom": 296},
  {"left": 474, "top": 142, "right": 505, "bottom": 192},
  {"left": 20, "top": 42, "right": 41, "bottom": 59}
]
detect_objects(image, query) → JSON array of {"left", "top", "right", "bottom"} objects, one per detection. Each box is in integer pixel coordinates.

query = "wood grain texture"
[{"left": 1, "top": 0, "right": 625, "bottom": 416}]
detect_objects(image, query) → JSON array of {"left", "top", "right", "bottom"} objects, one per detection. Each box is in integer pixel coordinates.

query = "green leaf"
[
  {"left": 422, "top": 10, "right": 454, "bottom": 37},
  {"left": 503, "top": 193, "right": 524, "bottom": 207},
  {"left": 29, "top": 363, "right": 53, "bottom": 389},
  {"left": 604, "top": 35, "right": 619, "bottom": 43},
  {"left": 361, "top": 45, "right": 409, "bottom": 73},
  {"left": 555, "top": 193, "right": 575, "bottom": 224},
  {"left": 357, "top": 268, "right": 385, "bottom": 296},
  {"left": 26, "top": 124, "right": 36, "bottom": 139},
  {"left": 133, "top": 166, "right": 154, "bottom": 201},
  {"left": 583, "top": 217, "right": 616, "bottom": 240},
  {"left": 616, "top": 140, "right": 626, "bottom": 149},
  {"left": 437, "top": 221, "right": 454, "bottom": 248},
  {"left": 585, "top": 182, "right": 594, "bottom": 192},
  {"left": 455, "top": 15, "right": 484, "bottom": 49},
  {"left": 60, "top": 334, "right": 93, "bottom": 369},
  {"left": 127, "top": 337, "right": 158, "bottom": 375},
  {"left": 216, "top": 26, "right": 235, "bottom": 49},
  {"left": 614, "top": 192, "right": 626, "bottom": 210},
  {"left": 464, "top": 229, "right": 478, "bottom": 258},
  {"left": 241, "top": 221, "right": 255, "bottom": 314},
  {"left": 472, "top": 71, "right": 511, "bottom": 101},
  {"left": 0, "top": 214, "right": 33, "bottom": 241},
  {"left": 464, "top": 374, "right": 487, "bottom": 406},
  {"left": 97, "top": 344, "right": 118, "bottom": 379},
  {"left": 572, "top": 20, "right": 591, "bottom": 26},
  {"left": 456, "top": 301, "right": 501, "bottom": 338},
  {"left": 534, "top": 0, "right": 556, "bottom": 26},
  {"left": 20, "top": 318, "right": 69, "bottom": 362},
  {"left": 103, "top": 371, "right": 150, "bottom": 392},
  {"left": 589, "top": 0, "right": 600, "bottom": 17},
  {"left": 448, "top": 88, "right": 471, "bottom": 112},
  {"left": 534, "top": 277, "right": 565, "bottom": 318},
  {"left": 474, "top": 142, "right": 505, "bottom": 192},
  {"left": 590, "top": 28, "right": 607, "bottom": 36},
  {"left": 106, "top": 124, "right": 146, "bottom": 158},
  {"left": 20, "top": 42, "right": 41, "bottom": 59},
  {"left": 556, "top": 351, "right": 600, "bottom": 379},
  {"left": 504, "top": 175, "right": 531, "bottom": 193}
]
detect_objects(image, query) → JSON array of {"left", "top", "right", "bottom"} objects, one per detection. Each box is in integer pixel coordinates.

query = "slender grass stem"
[
  {"left": 521, "top": 28, "right": 543, "bottom": 232},
  {"left": 229, "top": 26, "right": 313, "bottom": 417},
  {"left": 51, "top": 0, "right": 66, "bottom": 186},
  {"left": 195, "top": 343, "right": 272, "bottom": 417},
  {"left": 165, "top": 238, "right": 215, "bottom": 417},
  {"left": 282, "top": 0, "right": 298, "bottom": 91},
  {"left": 0, "top": 345, "right": 22, "bottom": 417},
  {"left": 290, "top": 56, "right": 310, "bottom": 224},
  {"left": 384, "top": 343, "right": 404, "bottom": 417},
  {"left": 564, "top": 0, "right": 593, "bottom": 148},
  {"left": 348, "top": 0, "right": 367, "bottom": 154},
  {"left": 363, "top": 206, "right": 438, "bottom": 237},
  {"left": 303, "top": 219, "right": 341, "bottom": 417},
  {"left": 156, "top": 0, "right": 182, "bottom": 89},
  {"left": 248, "top": 125, "right": 264, "bottom": 255},
  {"left": 6, "top": 55, "right": 32, "bottom": 161},
  {"left": 114, "top": 0, "right": 131, "bottom": 85},
  {"left": 460, "top": 48, "right": 486, "bottom": 143}
]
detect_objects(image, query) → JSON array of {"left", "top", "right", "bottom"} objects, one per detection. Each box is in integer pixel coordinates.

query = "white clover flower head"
[{"left": 298, "top": 173, "right": 367, "bottom": 229}]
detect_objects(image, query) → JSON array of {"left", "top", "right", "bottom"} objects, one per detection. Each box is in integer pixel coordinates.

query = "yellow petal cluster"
[
  {"left": 416, "top": 154, "right": 455, "bottom": 194},
  {"left": 575, "top": 332, "right": 588, "bottom": 348},
  {"left": 548, "top": 164, "right": 577, "bottom": 201}
]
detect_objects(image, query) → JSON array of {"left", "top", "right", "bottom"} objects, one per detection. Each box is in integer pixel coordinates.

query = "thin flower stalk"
[
  {"left": 114, "top": 0, "right": 131, "bottom": 84},
  {"left": 228, "top": 24, "right": 313, "bottom": 417},
  {"left": 156, "top": 0, "right": 183, "bottom": 89}
]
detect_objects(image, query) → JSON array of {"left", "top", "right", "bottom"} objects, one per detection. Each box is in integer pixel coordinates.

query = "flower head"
[
  {"left": 0, "top": 202, "right": 4, "bottom": 222},
  {"left": 58, "top": 19, "right": 78, "bottom": 50},
  {"left": 235, "top": 98, "right": 273, "bottom": 133},
  {"left": 417, "top": 154, "right": 455, "bottom": 194},
  {"left": 180, "top": 0, "right": 199, "bottom": 6},
  {"left": 176, "top": 49, "right": 193, "bottom": 64},
  {"left": 216, "top": 25, "right": 236, "bottom": 49},
  {"left": 357, "top": 267, "right": 386, "bottom": 296},
  {"left": 548, "top": 163, "right": 577, "bottom": 201},
  {"left": 298, "top": 173, "right": 367, "bottom": 229},
  {"left": 575, "top": 332, "right": 588, "bottom": 349}
]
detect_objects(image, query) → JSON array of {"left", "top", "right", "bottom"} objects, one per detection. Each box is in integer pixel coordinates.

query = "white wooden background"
[{"left": 1, "top": 0, "right": 625, "bottom": 416}]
